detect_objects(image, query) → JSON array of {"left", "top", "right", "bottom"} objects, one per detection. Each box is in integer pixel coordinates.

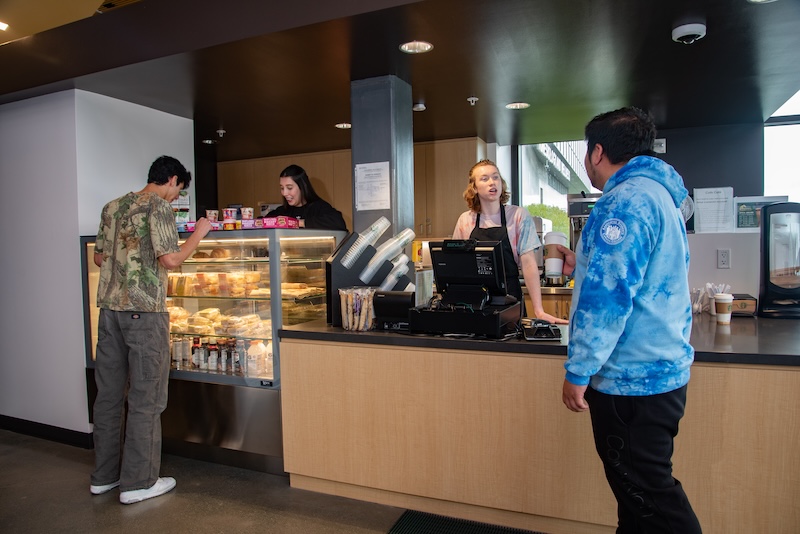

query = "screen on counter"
[{"left": 429, "top": 239, "right": 507, "bottom": 307}]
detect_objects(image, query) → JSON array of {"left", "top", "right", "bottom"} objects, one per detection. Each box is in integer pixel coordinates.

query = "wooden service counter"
[{"left": 278, "top": 314, "right": 800, "bottom": 534}]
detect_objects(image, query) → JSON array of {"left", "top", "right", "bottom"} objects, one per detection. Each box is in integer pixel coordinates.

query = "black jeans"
[{"left": 585, "top": 385, "right": 702, "bottom": 534}]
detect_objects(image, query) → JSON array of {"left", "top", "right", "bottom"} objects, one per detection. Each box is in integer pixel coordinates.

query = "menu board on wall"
[{"left": 734, "top": 196, "right": 788, "bottom": 233}]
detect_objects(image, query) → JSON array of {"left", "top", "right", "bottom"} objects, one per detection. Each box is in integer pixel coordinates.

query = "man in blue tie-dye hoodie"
[{"left": 561, "top": 107, "right": 701, "bottom": 533}]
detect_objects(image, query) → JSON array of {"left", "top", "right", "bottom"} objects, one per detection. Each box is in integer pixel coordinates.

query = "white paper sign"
[
  {"left": 693, "top": 187, "right": 734, "bottom": 233},
  {"left": 355, "top": 161, "right": 391, "bottom": 211}
]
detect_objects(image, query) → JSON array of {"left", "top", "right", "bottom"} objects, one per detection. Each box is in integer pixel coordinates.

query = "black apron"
[{"left": 470, "top": 206, "right": 523, "bottom": 306}]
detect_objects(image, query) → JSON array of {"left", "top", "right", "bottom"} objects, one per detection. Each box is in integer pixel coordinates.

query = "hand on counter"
[
  {"left": 562, "top": 380, "right": 589, "bottom": 412},
  {"left": 532, "top": 309, "right": 568, "bottom": 325}
]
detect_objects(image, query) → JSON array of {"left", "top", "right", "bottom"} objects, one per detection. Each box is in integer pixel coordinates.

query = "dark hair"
[
  {"left": 463, "top": 159, "right": 510, "bottom": 213},
  {"left": 147, "top": 155, "right": 192, "bottom": 189},
  {"left": 279, "top": 164, "right": 321, "bottom": 206},
  {"left": 584, "top": 107, "right": 656, "bottom": 165}
]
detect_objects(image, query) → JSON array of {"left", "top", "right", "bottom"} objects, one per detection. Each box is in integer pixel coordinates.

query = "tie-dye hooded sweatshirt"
[{"left": 565, "top": 156, "right": 693, "bottom": 396}]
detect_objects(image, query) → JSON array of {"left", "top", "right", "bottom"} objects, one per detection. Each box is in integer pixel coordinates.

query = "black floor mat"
[{"left": 388, "top": 510, "right": 547, "bottom": 534}]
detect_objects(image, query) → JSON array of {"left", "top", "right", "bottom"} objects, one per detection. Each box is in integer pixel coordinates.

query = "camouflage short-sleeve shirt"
[{"left": 95, "top": 192, "right": 181, "bottom": 312}]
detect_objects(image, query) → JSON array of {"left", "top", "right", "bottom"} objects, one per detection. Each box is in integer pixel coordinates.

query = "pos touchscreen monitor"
[{"left": 429, "top": 239, "right": 514, "bottom": 309}]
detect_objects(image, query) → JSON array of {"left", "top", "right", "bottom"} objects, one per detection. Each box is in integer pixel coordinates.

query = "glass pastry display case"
[{"left": 81, "top": 228, "right": 347, "bottom": 388}]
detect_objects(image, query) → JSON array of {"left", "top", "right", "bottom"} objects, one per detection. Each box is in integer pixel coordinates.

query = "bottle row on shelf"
[{"left": 170, "top": 334, "right": 273, "bottom": 379}]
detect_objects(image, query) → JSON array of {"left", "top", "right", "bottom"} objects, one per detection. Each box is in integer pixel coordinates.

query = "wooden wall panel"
[
  {"left": 217, "top": 139, "right": 483, "bottom": 235},
  {"left": 280, "top": 339, "right": 800, "bottom": 534},
  {"left": 217, "top": 160, "right": 255, "bottom": 211}
]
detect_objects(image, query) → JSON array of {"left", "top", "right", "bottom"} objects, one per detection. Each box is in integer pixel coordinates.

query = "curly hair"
[{"left": 463, "top": 159, "right": 510, "bottom": 213}]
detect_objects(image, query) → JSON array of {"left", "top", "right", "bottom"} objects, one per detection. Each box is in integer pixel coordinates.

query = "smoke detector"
[{"left": 672, "top": 22, "right": 706, "bottom": 45}]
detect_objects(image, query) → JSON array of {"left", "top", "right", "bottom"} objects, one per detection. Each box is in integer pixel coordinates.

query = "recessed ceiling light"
[
  {"left": 399, "top": 40, "right": 433, "bottom": 54},
  {"left": 746, "top": 0, "right": 778, "bottom": 4},
  {"left": 412, "top": 103, "right": 426, "bottom": 112},
  {"left": 202, "top": 139, "right": 217, "bottom": 145},
  {"left": 0, "top": 22, "right": 9, "bottom": 31},
  {"left": 506, "top": 102, "right": 530, "bottom": 110},
  {"left": 335, "top": 122, "right": 352, "bottom": 129}
]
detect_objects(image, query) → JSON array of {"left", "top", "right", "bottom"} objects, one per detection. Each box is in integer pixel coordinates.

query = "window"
[{"left": 765, "top": 89, "right": 800, "bottom": 202}]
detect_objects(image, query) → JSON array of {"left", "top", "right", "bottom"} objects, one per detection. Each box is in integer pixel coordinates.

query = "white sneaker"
[
  {"left": 90, "top": 480, "right": 120, "bottom": 495},
  {"left": 119, "top": 477, "right": 176, "bottom": 504}
]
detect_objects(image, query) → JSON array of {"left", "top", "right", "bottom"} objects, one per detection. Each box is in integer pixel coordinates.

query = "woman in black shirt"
[{"left": 266, "top": 165, "right": 347, "bottom": 231}]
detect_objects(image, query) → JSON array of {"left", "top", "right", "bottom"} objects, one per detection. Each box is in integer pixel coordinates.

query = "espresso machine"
[{"left": 567, "top": 193, "right": 602, "bottom": 250}]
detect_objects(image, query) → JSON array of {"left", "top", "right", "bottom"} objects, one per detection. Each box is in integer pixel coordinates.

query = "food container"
[
  {"left": 262, "top": 216, "right": 300, "bottom": 228},
  {"left": 241, "top": 207, "right": 254, "bottom": 220},
  {"left": 339, "top": 287, "right": 377, "bottom": 331},
  {"left": 222, "top": 208, "right": 237, "bottom": 222}
]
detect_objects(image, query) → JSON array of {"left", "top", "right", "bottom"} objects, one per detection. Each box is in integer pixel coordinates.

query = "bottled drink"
[
  {"left": 192, "top": 336, "right": 202, "bottom": 369},
  {"left": 247, "top": 340, "right": 267, "bottom": 377},
  {"left": 182, "top": 335, "right": 192, "bottom": 367},
  {"left": 199, "top": 337, "right": 209, "bottom": 370},
  {"left": 219, "top": 338, "right": 229, "bottom": 373},
  {"left": 234, "top": 339, "right": 245, "bottom": 376},
  {"left": 208, "top": 337, "right": 219, "bottom": 372}
]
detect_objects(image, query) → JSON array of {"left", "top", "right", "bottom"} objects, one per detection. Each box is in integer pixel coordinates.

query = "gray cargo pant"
[{"left": 91, "top": 309, "right": 170, "bottom": 492}]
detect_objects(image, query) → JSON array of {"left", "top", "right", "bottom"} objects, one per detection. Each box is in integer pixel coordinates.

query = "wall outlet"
[{"left": 717, "top": 248, "right": 731, "bottom": 269}]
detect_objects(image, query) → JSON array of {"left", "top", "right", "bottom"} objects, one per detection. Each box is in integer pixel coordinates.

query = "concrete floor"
[{"left": 0, "top": 429, "right": 405, "bottom": 533}]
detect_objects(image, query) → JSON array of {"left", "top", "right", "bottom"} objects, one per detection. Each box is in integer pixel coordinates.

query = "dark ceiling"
[{"left": 2, "top": 0, "right": 799, "bottom": 162}]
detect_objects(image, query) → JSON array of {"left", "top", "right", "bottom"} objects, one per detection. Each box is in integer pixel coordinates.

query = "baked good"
[
  {"left": 193, "top": 251, "right": 210, "bottom": 258},
  {"left": 244, "top": 272, "right": 261, "bottom": 283},
  {"left": 211, "top": 247, "right": 229, "bottom": 258},
  {"left": 167, "top": 306, "right": 190, "bottom": 322},
  {"left": 197, "top": 308, "right": 221, "bottom": 320}
]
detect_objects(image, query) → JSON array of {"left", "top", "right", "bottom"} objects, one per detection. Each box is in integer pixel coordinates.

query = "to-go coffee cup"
[
  {"left": 714, "top": 293, "right": 734, "bottom": 325},
  {"left": 543, "top": 231, "right": 568, "bottom": 278}
]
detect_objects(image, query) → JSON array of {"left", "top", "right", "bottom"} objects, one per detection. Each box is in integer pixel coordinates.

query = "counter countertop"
[{"left": 280, "top": 313, "right": 800, "bottom": 367}]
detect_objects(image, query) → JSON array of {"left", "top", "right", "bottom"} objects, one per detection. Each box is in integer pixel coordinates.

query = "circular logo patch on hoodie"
[{"left": 600, "top": 218, "right": 627, "bottom": 245}]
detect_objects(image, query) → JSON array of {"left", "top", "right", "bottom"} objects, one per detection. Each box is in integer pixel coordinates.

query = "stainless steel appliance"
[{"left": 567, "top": 193, "right": 602, "bottom": 250}]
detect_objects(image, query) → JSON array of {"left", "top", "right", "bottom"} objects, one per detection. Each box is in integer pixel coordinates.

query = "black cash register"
[{"left": 408, "top": 239, "right": 522, "bottom": 338}]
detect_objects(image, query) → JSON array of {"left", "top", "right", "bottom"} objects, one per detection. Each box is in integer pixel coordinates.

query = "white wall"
[
  {"left": 76, "top": 91, "right": 196, "bottom": 234},
  {"left": 687, "top": 232, "right": 761, "bottom": 298},
  {"left": 0, "top": 90, "right": 193, "bottom": 433}
]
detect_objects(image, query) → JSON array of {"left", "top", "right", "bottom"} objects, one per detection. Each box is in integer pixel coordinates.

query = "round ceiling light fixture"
[
  {"left": 412, "top": 103, "right": 426, "bottom": 112},
  {"left": 399, "top": 40, "right": 434, "bottom": 54},
  {"left": 202, "top": 139, "right": 217, "bottom": 145},
  {"left": 505, "top": 102, "right": 530, "bottom": 110},
  {"left": 334, "top": 122, "right": 352, "bottom": 129},
  {"left": 672, "top": 22, "right": 707, "bottom": 44}
]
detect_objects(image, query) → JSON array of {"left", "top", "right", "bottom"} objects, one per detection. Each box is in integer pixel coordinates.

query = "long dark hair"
[{"left": 280, "top": 164, "right": 321, "bottom": 207}]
